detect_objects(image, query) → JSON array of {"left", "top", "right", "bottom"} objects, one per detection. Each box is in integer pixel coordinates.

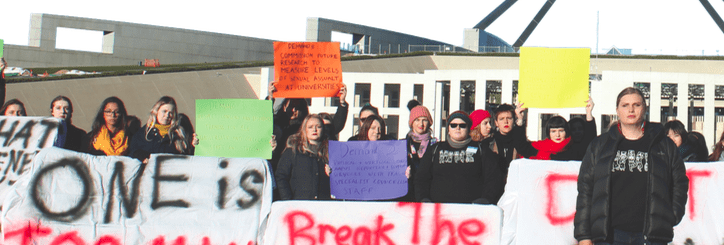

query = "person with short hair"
[
  {"left": 575, "top": 87, "right": 688, "bottom": 245},
  {"left": 50, "top": 96, "right": 87, "bottom": 151},
  {"left": 128, "top": 96, "right": 198, "bottom": 163},
  {"left": 82, "top": 96, "right": 130, "bottom": 156},
  {"left": 415, "top": 110, "right": 503, "bottom": 204},
  {"left": 1, "top": 99, "right": 26, "bottom": 116}
]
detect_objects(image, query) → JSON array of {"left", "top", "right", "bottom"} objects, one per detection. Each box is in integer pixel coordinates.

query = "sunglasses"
[{"left": 449, "top": 123, "right": 468, "bottom": 129}]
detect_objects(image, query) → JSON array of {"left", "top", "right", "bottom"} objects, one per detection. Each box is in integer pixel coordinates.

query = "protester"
[
  {"left": 549, "top": 98, "right": 597, "bottom": 161},
  {"left": 415, "top": 110, "right": 503, "bottom": 204},
  {"left": 525, "top": 116, "right": 571, "bottom": 160},
  {"left": 82, "top": 96, "right": 131, "bottom": 156},
  {"left": 1, "top": 99, "right": 27, "bottom": 116},
  {"left": 709, "top": 130, "right": 724, "bottom": 161},
  {"left": 489, "top": 104, "right": 537, "bottom": 176},
  {"left": 348, "top": 103, "right": 381, "bottom": 141},
  {"left": 50, "top": 96, "right": 87, "bottom": 151},
  {"left": 688, "top": 131, "right": 709, "bottom": 161},
  {"left": 270, "top": 83, "right": 347, "bottom": 172},
  {"left": 402, "top": 105, "right": 437, "bottom": 201},
  {"left": 469, "top": 109, "right": 492, "bottom": 142},
  {"left": 663, "top": 120, "right": 706, "bottom": 162},
  {"left": 128, "top": 96, "right": 199, "bottom": 163},
  {"left": 275, "top": 114, "right": 331, "bottom": 200},
  {"left": 349, "top": 114, "right": 391, "bottom": 141},
  {"left": 575, "top": 87, "right": 688, "bottom": 245}
]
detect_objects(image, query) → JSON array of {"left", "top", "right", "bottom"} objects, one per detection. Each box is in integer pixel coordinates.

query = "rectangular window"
[{"left": 384, "top": 84, "right": 400, "bottom": 108}]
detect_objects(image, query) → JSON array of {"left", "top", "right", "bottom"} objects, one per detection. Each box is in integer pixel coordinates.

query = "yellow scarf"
[
  {"left": 93, "top": 126, "right": 129, "bottom": 156},
  {"left": 154, "top": 123, "right": 171, "bottom": 138}
]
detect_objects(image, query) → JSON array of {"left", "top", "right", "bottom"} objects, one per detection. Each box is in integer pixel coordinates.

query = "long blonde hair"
[
  {"left": 286, "top": 114, "right": 328, "bottom": 162},
  {"left": 145, "top": 96, "right": 190, "bottom": 154}
]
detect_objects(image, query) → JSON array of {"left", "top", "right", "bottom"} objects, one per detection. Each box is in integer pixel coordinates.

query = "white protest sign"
[
  {"left": 2, "top": 148, "right": 272, "bottom": 245},
  {"left": 499, "top": 159, "right": 724, "bottom": 245},
  {"left": 261, "top": 200, "right": 502, "bottom": 245},
  {"left": 0, "top": 116, "right": 60, "bottom": 206}
]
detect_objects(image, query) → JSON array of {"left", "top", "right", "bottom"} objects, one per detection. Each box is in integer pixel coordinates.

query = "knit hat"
[
  {"left": 409, "top": 106, "right": 433, "bottom": 127},
  {"left": 447, "top": 110, "right": 472, "bottom": 128},
  {"left": 469, "top": 109, "right": 491, "bottom": 130}
]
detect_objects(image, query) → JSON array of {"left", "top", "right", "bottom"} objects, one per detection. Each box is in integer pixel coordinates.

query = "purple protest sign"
[{"left": 328, "top": 140, "right": 407, "bottom": 200}]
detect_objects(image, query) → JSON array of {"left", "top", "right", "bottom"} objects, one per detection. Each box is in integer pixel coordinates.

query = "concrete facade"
[
  {"left": 8, "top": 55, "right": 724, "bottom": 151},
  {"left": 306, "top": 18, "right": 460, "bottom": 54},
  {"left": 463, "top": 28, "right": 513, "bottom": 53},
  {"left": 5, "top": 14, "right": 276, "bottom": 68}
]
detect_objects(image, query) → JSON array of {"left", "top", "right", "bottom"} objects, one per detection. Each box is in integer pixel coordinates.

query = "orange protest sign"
[{"left": 273, "top": 42, "right": 343, "bottom": 98}]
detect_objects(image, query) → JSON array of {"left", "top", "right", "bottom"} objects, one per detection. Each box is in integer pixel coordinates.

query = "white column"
[
  {"left": 705, "top": 82, "right": 716, "bottom": 150},
  {"left": 449, "top": 79, "right": 461, "bottom": 113},
  {"left": 433, "top": 81, "right": 444, "bottom": 140},
  {"left": 649, "top": 81, "right": 662, "bottom": 123},
  {"left": 502, "top": 79, "right": 513, "bottom": 105},
  {"left": 475, "top": 80, "right": 486, "bottom": 111},
  {"left": 677, "top": 81, "right": 689, "bottom": 126},
  {"left": 259, "top": 67, "right": 271, "bottom": 100}
]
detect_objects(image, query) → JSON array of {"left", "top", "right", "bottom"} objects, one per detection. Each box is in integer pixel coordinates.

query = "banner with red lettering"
[
  {"left": 0, "top": 116, "right": 61, "bottom": 208},
  {"left": 2, "top": 148, "right": 272, "bottom": 245},
  {"left": 261, "top": 201, "right": 502, "bottom": 245},
  {"left": 273, "top": 42, "right": 343, "bottom": 98},
  {"left": 499, "top": 159, "right": 724, "bottom": 245}
]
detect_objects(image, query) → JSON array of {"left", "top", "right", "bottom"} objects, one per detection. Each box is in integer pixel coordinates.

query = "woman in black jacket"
[
  {"left": 574, "top": 87, "right": 688, "bottom": 245},
  {"left": 50, "top": 96, "right": 87, "bottom": 152},
  {"left": 128, "top": 96, "right": 198, "bottom": 163},
  {"left": 275, "top": 114, "right": 331, "bottom": 200},
  {"left": 415, "top": 111, "right": 503, "bottom": 204}
]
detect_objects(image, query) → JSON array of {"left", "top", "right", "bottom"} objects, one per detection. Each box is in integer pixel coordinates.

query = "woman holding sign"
[
  {"left": 82, "top": 96, "right": 131, "bottom": 156},
  {"left": 415, "top": 111, "right": 503, "bottom": 204},
  {"left": 575, "top": 87, "right": 688, "bottom": 245},
  {"left": 128, "top": 96, "right": 198, "bottom": 163},
  {"left": 275, "top": 114, "right": 331, "bottom": 200}
]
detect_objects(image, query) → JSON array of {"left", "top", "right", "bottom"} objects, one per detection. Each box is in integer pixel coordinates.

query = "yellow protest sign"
[{"left": 518, "top": 47, "right": 590, "bottom": 108}]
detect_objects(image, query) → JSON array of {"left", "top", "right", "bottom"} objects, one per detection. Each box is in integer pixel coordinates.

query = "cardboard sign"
[
  {"left": 273, "top": 42, "right": 343, "bottom": 98},
  {"left": 195, "top": 99, "right": 273, "bottom": 159},
  {"left": 518, "top": 47, "right": 590, "bottom": 108},
  {"left": 328, "top": 140, "right": 408, "bottom": 200},
  {"left": 261, "top": 201, "right": 503, "bottom": 245},
  {"left": 499, "top": 159, "right": 724, "bottom": 245},
  {"left": 0, "top": 116, "right": 60, "bottom": 207},
  {"left": 2, "top": 148, "right": 273, "bottom": 245}
]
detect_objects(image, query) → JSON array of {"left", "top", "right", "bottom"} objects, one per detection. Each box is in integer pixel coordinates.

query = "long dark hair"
[
  {"left": 663, "top": 120, "right": 687, "bottom": 145},
  {"left": 1, "top": 99, "right": 27, "bottom": 116},
  {"left": 89, "top": 96, "right": 128, "bottom": 138}
]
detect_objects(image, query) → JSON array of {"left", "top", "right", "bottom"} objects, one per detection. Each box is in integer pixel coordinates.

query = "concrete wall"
[
  {"left": 5, "top": 14, "right": 275, "bottom": 68},
  {"left": 307, "top": 18, "right": 458, "bottom": 55}
]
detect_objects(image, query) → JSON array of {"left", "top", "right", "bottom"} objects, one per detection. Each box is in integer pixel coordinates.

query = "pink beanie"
[
  {"left": 469, "top": 109, "right": 491, "bottom": 130},
  {"left": 409, "top": 106, "right": 433, "bottom": 127}
]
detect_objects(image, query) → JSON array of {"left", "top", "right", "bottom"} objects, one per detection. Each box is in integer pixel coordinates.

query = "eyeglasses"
[
  {"left": 104, "top": 110, "right": 121, "bottom": 115},
  {"left": 449, "top": 123, "right": 468, "bottom": 129}
]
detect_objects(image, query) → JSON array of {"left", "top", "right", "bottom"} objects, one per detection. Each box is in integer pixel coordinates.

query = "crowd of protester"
[{"left": 0, "top": 60, "right": 708, "bottom": 244}]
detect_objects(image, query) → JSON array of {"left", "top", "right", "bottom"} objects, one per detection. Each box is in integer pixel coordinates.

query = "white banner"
[
  {"left": 2, "top": 148, "right": 272, "bottom": 245},
  {"left": 261, "top": 201, "right": 502, "bottom": 245},
  {"left": 499, "top": 159, "right": 724, "bottom": 245},
  {"left": 0, "top": 116, "right": 60, "bottom": 206}
]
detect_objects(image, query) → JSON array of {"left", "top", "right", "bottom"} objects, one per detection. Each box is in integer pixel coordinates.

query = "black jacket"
[
  {"left": 275, "top": 147, "right": 331, "bottom": 200},
  {"left": 574, "top": 123, "right": 689, "bottom": 243},
  {"left": 128, "top": 125, "right": 191, "bottom": 161}
]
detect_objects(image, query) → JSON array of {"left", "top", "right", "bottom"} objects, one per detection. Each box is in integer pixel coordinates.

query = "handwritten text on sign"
[
  {"left": 273, "top": 42, "right": 343, "bottom": 98},
  {"left": 2, "top": 148, "right": 272, "bottom": 244},
  {"left": 262, "top": 201, "right": 502, "bottom": 245},
  {"left": 195, "top": 99, "right": 273, "bottom": 159},
  {"left": 328, "top": 140, "right": 407, "bottom": 200}
]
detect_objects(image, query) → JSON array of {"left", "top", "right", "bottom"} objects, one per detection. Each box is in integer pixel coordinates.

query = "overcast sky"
[{"left": 2, "top": 0, "right": 723, "bottom": 56}]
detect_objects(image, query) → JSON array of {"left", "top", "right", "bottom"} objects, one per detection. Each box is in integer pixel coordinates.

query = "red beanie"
[
  {"left": 409, "top": 106, "right": 433, "bottom": 127},
  {"left": 470, "top": 109, "right": 491, "bottom": 130}
]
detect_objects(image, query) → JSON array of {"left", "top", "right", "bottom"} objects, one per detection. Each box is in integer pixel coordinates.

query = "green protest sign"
[
  {"left": 1, "top": 39, "right": 4, "bottom": 58},
  {"left": 195, "top": 99, "right": 273, "bottom": 158}
]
